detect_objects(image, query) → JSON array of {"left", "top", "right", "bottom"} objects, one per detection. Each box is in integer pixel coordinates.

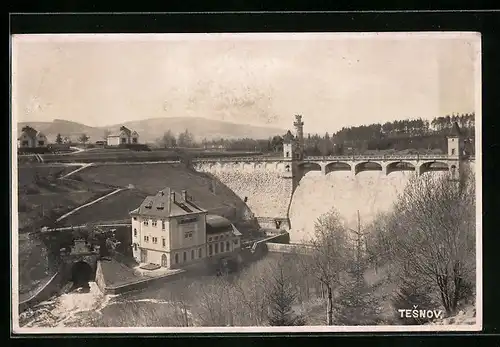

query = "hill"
[
  {"left": 17, "top": 117, "right": 286, "bottom": 144},
  {"left": 17, "top": 119, "right": 105, "bottom": 143},
  {"left": 108, "top": 117, "right": 286, "bottom": 143}
]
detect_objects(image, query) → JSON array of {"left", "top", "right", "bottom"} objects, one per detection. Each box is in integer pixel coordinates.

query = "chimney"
[
  {"left": 181, "top": 189, "right": 188, "bottom": 202},
  {"left": 170, "top": 191, "right": 176, "bottom": 203}
]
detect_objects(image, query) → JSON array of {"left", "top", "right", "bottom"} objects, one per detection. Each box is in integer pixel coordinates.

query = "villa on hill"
[
  {"left": 129, "top": 187, "right": 242, "bottom": 269},
  {"left": 106, "top": 126, "right": 139, "bottom": 146},
  {"left": 17, "top": 125, "right": 48, "bottom": 149}
]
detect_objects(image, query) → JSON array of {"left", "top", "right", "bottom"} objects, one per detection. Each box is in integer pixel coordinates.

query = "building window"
[
  {"left": 175, "top": 253, "right": 179, "bottom": 264},
  {"left": 134, "top": 244, "right": 138, "bottom": 251},
  {"left": 22, "top": 141, "right": 29, "bottom": 146},
  {"left": 234, "top": 239, "right": 239, "bottom": 245},
  {"left": 144, "top": 220, "right": 149, "bottom": 226},
  {"left": 184, "top": 231, "right": 193, "bottom": 239},
  {"left": 451, "top": 148, "right": 456, "bottom": 155},
  {"left": 226, "top": 241, "right": 230, "bottom": 251},
  {"left": 191, "top": 249, "right": 195, "bottom": 259},
  {"left": 152, "top": 220, "right": 157, "bottom": 227},
  {"left": 198, "top": 248, "right": 202, "bottom": 258},
  {"left": 179, "top": 217, "right": 198, "bottom": 225},
  {"left": 209, "top": 244, "right": 213, "bottom": 256},
  {"left": 121, "top": 138, "right": 127, "bottom": 144},
  {"left": 152, "top": 237, "right": 158, "bottom": 244},
  {"left": 133, "top": 138, "right": 138, "bottom": 144},
  {"left": 162, "top": 238, "right": 166, "bottom": 247},
  {"left": 162, "top": 220, "right": 166, "bottom": 230},
  {"left": 183, "top": 252, "right": 187, "bottom": 262},
  {"left": 215, "top": 243, "right": 219, "bottom": 254},
  {"left": 133, "top": 229, "right": 137, "bottom": 237},
  {"left": 133, "top": 217, "right": 137, "bottom": 221},
  {"left": 214, "top": 236, "right": 219, "bottom": 241},
  {"left": 208, "top": 237, "right": 212, "bottom": 242},
  {"left": 286, "top": 151, "right": 289, "bottom": 157},
  {"left": 38, "top": 141, "right": 45, "bottom": 146},
  {"left": 221, "top": 242, "right": 225, "bottom": 252},
  {"left": 144, "top": 236, "right": 149, "bottom": 242}
]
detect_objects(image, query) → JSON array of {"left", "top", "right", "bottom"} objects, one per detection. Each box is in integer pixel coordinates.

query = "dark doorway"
[{"left": 71, "top": 261, "right": 93, "bottom": 290}]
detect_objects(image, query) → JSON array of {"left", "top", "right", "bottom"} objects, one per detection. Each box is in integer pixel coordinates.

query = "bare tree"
[
  {"left": 78, "top": 133, "right": 90, "bottom": 147},
  {"left": 158, "top": 130, "right": 177, "bottom": 148},
  {"left": 305, "top": 209, "right": 350, "bottom": 325},
  {"left": 385, "top": 167, "right": 476, "bottom": 315}
]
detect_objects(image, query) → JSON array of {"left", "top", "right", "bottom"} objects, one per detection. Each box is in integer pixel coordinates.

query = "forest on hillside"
[{"left": 152, "top": 113, "right": 476, "bottom": 156}]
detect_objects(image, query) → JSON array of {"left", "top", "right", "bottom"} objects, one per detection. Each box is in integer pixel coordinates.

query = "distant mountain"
[
  {"left": 17, "top": 117, "right": 286, "bottom": 144},
  {"left": 17, "top": 119, "right": 105, "bottom": 143}
]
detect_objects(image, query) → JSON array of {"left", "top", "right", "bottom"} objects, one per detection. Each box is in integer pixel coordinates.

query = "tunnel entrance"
[{"left": 70, "top": 261, "right": 93, "bottom": 290}]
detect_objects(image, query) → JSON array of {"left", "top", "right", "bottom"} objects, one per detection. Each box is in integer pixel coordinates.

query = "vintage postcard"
[{"left": 11, "top": 32, "right": 482, "bottom": 333}]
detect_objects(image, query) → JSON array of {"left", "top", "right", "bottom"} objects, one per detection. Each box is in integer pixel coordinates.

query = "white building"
[
  {"left": 106, "top": 126, "right": 139, "bottom": 146},
  {"left": 129, "top": 187, "right": 241, "bottom": 269},
  {"left": 18, "top": 126, "right": 48, "bottom": 148}
]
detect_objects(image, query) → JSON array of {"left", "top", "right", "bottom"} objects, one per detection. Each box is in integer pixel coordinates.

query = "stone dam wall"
[
  {"left": 194, "top": 161, "right": 293, "bottom": 223},
  {"left": 196, "top": 160, "right": 475, "bottom": 245}
]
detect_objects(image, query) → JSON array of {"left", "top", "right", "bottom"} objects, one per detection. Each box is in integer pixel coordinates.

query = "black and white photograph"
[{"left": 11, "top": 32, "right": 482, "bottom": 333}]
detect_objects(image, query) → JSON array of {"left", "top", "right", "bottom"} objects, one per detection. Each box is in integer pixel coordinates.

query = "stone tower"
[
  {"left": 293, "top": 115, "right": 305, "bottom": 160},
  {"left": 283, "top": 130, "right": 295, "bottom": 160},
  {"left": 447, "top": 122, "right": 464, "bottom": 181}
]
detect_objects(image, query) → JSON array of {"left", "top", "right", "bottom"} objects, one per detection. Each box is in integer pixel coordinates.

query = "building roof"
[
  {"left": 18, "top": 126, "right": 40, "bottom": 140},
  {"left": 448, "top": 122, "right": 462, "bottom": 137},
  {"left": 120, "top": 126, "right": 132, "bottom": 136},
  {"left": 130, "top": 187, "right": 206, "bottom": 218},
  {"left": 205, "top": 214, "right": 242, "bottom": 236},
  {"left": 283, "top": 130, "right": 294, "bottom": 143}
]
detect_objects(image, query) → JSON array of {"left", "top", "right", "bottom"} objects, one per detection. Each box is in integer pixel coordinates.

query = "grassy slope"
[
  {"left": 77, "top": 164, "right": 249, "bottom": 222},
  {"left": 58, "top": 189, "right": 148, "bottom": 226}
]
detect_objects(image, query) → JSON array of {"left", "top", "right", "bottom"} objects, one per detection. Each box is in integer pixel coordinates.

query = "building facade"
[
  {"left": 130, "top": 188, "right": 241, "bottom": 269},
  {"left": 107, "top": 126, "right": 140, "bottom": 146},
  {"left": 18, "top": 126, "right": 48, "bottom": 148}
]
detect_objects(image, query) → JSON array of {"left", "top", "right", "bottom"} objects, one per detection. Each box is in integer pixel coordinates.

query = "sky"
[{"left": 12, "top": 33, "right": 481, "bottom": 134}]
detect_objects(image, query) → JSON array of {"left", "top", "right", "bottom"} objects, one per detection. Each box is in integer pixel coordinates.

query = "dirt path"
[
  {"left": 60, "top": 163, "right": 94, "bottom": 179},
  {"left": 55, "top": 188, "right": 125, "bottom": 223}
]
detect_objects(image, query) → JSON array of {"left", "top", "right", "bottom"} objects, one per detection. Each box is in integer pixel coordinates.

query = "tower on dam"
[
  {"left": 447, "top": 122, "right": 465, "bottom": 181},
  {"left": 293, "top": 115, "right": 305, "bottom": 160}
]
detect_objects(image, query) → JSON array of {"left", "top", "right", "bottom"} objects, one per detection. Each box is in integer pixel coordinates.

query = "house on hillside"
[
  {"left": 129, "top": 187, "right": 242, "bottom": 269},
  {"left": 106, "top": 126, "right": 139, "bottom": 146},
  {"left": 17, "top": 125, "right": 48, "bottom": 148}
]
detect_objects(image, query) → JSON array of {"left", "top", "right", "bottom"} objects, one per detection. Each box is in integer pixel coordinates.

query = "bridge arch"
[
  {"left": 354, "top": 161, "right": 383, "bottom": 175},
  {"left": 386, "top": 161, "right": 416, "bottom": 175},
  {"left": 325, "top": 161, "right": 351, "bottom": 174},
  {"left": 71, "top": 261, "right": 93, "bottom": 287},
  {"left": 298, "top": 162, "right": 322, "bottom": 176},
  {"left": 418, "top": 161, "right": 449, "bottom": 175}
]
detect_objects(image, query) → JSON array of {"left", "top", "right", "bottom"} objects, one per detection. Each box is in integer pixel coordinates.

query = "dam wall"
[
  {"left": 194, "top": 161, "right": 294, "bottom": 227},
  {"left": 288, "top": 161, "right": 476, "bottom": 244}
]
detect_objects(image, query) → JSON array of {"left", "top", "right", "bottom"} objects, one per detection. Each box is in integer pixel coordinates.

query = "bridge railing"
[
  {"left": 191, "top": 154, "right": 473, "bottom": 162},
  {"left": 305, "top": 154, "right": 451, "bottom": 161}
]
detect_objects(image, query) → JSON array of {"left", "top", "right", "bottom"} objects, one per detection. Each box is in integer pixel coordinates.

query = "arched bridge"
[
  {"left": 193, "top": 154, "right": 473, "bottom": 176},
  {"left": 298, "top": 154, "right": 469, "bottom": 176}
]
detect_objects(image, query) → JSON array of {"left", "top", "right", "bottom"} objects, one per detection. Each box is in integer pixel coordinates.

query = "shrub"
[{"left": 391, "top": 275, "right": 437, "bottom": 325}]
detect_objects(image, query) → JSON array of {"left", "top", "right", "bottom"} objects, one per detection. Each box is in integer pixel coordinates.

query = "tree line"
[
  {"left": 51, "top": 113, "right": 475, "bottom": 155},
  {"left": 153, "top": 113, "right": 475, "bottom": 157}
]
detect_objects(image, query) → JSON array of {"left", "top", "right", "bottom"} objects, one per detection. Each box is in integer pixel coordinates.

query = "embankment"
[{"left": 77, "top": 163, "right": 253, "bottom": 224}]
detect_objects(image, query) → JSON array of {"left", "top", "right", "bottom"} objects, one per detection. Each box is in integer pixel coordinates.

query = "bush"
[{"left": 391, "top": 275, "right": 437, "bottom": 325}]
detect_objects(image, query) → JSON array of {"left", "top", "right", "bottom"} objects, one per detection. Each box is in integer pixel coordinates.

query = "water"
[{"left": 19, "top": 253, "right": 284, "bottom": 328}]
